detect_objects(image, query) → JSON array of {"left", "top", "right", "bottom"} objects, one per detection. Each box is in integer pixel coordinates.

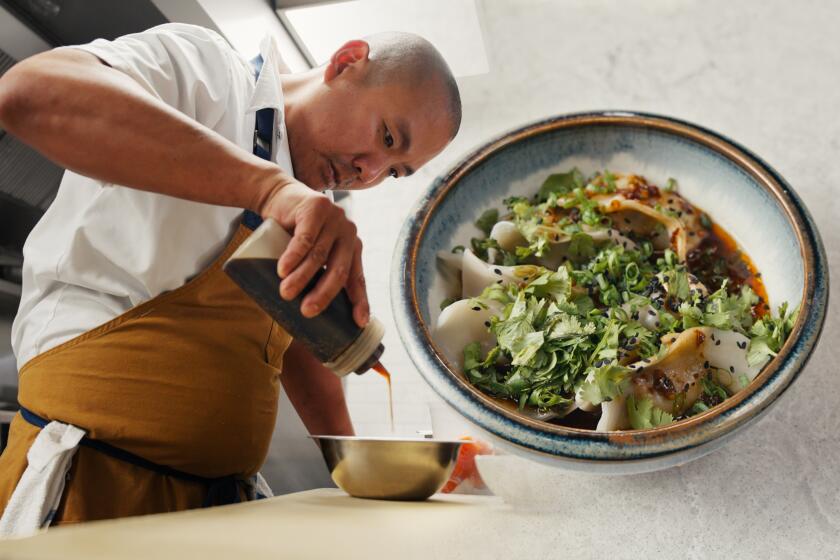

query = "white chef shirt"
[{"left": 11, "top": 23, "right": 297, "bottom": 369}]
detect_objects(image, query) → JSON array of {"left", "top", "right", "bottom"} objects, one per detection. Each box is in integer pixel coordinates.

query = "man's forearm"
[
  {"left": 281, "top": 340, "right": 355, "bottom": 436},
  {"left": 0, "top": 48, "right": 287, "bottom": 212}
]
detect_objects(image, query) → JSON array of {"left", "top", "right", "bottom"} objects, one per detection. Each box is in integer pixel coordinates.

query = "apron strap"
[{"left": 19, "top": 407, "right": 243, "bottom": 508}]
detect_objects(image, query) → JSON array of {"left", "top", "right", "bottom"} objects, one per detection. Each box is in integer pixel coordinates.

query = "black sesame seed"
[
  {"left": 729, "top": 366, "right": 735, "bottom": 373},
  {"left": 624, "top": 218, "right": 631, "bottom": 224},
  {"left": 648, "top": 310, "right": 656, "bottom": 316},
  {"left": 493, "top": 268, "right": 502, "bottom": 276},
  {"left": 688, "top": 231, "right": 696, "bottom": 237},
  {"left": 704, "top": 361, "right": 710, "bottom": 369},
  {"left": 715, "top": 340, "right": 721, "bottom": 346},
  {"left": 472, "top": 306, "right": 481, "bottom": 311},
  {"left": 496, "top": 279, "right": 503, "bottom": 284},
  {"left": 711, "top": 333, "right": 716, "bottom": 341},
  {"left": 655, "top": 321, "right": 661, "bottom": 328},
  {"left": 737, "top": 341, "right": 747, "bottom": 349},
  {"left": 676, "top": 211, "right": 683, "bottom": 218},
  {"left": 484, "top": 321, "right": 491, "bottom": 328},
  {"left": 668, "top": 199, "right": 675, "bottom": 204},
  {"left": 670, "top": 337, "right": 677, "bottom": 343}
]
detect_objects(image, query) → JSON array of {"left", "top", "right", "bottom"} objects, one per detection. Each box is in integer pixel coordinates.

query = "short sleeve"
[{"left": 65, "top": 23, "right": 237, "bottom": 126}]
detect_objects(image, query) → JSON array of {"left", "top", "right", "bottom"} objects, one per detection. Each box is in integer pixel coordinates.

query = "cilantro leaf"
[
  {"left": 475, "top": 208, "right": 499, "bottom": 236},
  {"left": 626, "top": 395, "right": 674, "bottom": 429},
  {"left": 538, "top": 168, "right": 584, "bottom": 201},
  {"left": 568, "top": 232, "right": 596, "bottom": 260},
  {"left": 578, "top": 364, "right": 631, "bottom": 405},
  {"left": 747, "top": 302, "right": 798, "bottom": 366}
]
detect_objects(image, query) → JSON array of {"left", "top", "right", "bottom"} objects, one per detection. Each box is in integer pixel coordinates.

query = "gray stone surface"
[{"left": 345, "top": 0, "right": 840, "bottom": 555}]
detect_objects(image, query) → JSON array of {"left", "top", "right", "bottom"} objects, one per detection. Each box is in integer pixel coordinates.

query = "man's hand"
[{"left": 258, "top": 180, "right": 369, "bottom": 327}]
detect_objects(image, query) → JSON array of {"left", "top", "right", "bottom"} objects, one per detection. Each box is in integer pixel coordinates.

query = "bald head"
[
  {"left": 284, "top": 32, "right": 462, "bottom": 192},
  {"left": 361, "top": 32, "right": 462, "bottom": 139}
]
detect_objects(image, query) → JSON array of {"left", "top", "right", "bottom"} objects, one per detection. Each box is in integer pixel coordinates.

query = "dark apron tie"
[{"left": 19, "top": 406, "right": 241, "bottom": 507}]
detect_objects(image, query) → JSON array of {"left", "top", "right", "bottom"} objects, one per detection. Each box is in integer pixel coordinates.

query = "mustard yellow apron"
[{"left": 0, "top": 218, "right": 292, "bottom": 525}]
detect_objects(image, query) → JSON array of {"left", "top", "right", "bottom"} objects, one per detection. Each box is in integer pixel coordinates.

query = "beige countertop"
[{"left": 0, "top": 489, "right": 509, "bottom": 559}]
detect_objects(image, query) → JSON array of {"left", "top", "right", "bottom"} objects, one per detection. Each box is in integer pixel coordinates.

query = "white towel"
[
  {"left": 249, "top": 472, "right": 274, "bottom": 500},
  {"left": 0, "top": 420, "right": 85, "bottom": 539}
]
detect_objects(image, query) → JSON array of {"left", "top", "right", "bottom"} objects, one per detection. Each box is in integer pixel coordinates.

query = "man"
[{"left": 0, "top": 22, "right": 460, "bottom": 529}]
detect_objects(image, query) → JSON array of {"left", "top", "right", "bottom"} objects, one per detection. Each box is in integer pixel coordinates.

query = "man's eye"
[
  {"left": 384, "top": 127, "right": 394, "bottom": 148},
  {"left": 389, "top": 168, "right": 399, "bottom": 179}
]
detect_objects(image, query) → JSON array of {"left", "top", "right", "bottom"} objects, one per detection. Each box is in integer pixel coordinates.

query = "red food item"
[{"left": 441, "top": 436, "right": 493, "bottom": 493}]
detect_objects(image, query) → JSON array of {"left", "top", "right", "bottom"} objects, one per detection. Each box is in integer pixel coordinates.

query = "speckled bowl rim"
[{"left": 392, "top": 111, "right": 828, "bottom": 461}]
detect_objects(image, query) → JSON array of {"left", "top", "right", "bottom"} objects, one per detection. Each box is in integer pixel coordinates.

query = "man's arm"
[
  {"left": 281, "top": 340, "right": 354, "bottom": 436},
  {"left": 0, "top": 47, "right": 368, "bottom": 325}
]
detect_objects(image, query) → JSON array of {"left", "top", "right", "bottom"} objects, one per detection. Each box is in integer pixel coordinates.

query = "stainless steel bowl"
[{"left": 311, "top": 436, "right": 463, "bottom": 501}]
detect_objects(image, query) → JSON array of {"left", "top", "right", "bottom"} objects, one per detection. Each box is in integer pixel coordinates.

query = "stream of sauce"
[{"left": 372, "top": 361, "right": 395, "bottom": 433}]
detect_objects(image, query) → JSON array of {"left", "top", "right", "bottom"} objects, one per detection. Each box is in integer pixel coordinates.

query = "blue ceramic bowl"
[{"left": 391, "top": 112, "right": 828, "bottom": 474}]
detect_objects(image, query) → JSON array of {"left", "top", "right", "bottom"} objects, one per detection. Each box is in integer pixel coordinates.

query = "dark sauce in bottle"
[{"left": 224, "top": 257, "right": 383, "bottom": 373}]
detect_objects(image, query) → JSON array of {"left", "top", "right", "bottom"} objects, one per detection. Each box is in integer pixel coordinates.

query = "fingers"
[
  {"left": 279, "top": 220, "right": 338, "bottom": 302},
  {"left": 265, "top": 183, "right": 368, "bottom": 323},
  {"left": 301, "top": 233, "right": 355, "bottom": 318},
  {"left": 277, "top": 196, "right": 331, "bottom": 278},
  {"left": 344, "top": 238, "right": 370, "bottom": 327}
]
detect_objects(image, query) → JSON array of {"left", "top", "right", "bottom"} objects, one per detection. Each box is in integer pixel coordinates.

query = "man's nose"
[{"left": 353, "top": 153, "right": 390, "bottom": 186}]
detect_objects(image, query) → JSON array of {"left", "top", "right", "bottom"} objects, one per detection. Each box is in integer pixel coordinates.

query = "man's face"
[{"left": 285, "top": 51, "right": 455, "bottom": 192}]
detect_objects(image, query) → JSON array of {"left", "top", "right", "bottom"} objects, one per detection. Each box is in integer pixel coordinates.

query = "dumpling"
[
  {"left": 461, "top": 249, "right": 539, "bottom": 298},
  {"left": 433, "top": 299, "right": 499, "bottom": 369},
  {"left": 596, "top": 395, "right": 630, "bottom": 431},
  {"left": 587, "top": 179, "right": 708, "bottom": 261},
  {"left": 436, "top": 248, "right": 541, "bottom": 300},
  {"left": 488, "top": 220, "right": 527, "bottom": 264},
  {"left": 577, "top": 326, "right": 764, "bottom": 431},
  {"left": 700, "top": 329, "right": 765, "bottom": 392},
  {"left": 489, "top": 220, "right": 526, "bottom": 251},
  {"left": 593, "top": 194, "right": 689, "bottom": 260},
  {"left": 626, "top": 327, "right": 761, "bottom": 415}
]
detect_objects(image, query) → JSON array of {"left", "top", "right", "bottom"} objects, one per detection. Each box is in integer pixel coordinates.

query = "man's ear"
[{"left": 324, "top": 40, "right": 370, "bottom": 83}]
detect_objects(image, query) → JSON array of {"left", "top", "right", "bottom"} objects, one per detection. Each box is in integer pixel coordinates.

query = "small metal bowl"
[{"left": 311, "top": 436, "right": 463, "bottom": 501}]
